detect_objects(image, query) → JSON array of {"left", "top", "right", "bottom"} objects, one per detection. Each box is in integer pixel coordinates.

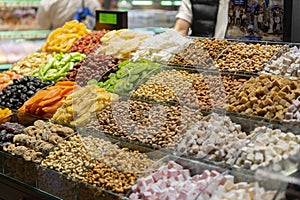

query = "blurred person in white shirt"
[{"left": 37, "top": 0, "right": 101, "bottom": 30}]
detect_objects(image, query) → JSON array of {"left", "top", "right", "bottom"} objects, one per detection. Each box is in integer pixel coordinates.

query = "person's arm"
[
  {"left": 36, "top": 0, "right": 52, "bottom": 29},
  {"left": 173, "top": 0, "right": 192, "bottom": 35},
  {"left": 174, "top": 18, "right": 190, "bottom": 35}
]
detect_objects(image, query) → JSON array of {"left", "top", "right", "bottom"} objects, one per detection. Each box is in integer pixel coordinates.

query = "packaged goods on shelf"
[
  {"left": 0, "top": 39, "right": 43, "bottom": 64},
  {"left": 99, "top": 29, "right": 151, "bottom": 60},
  {"left": 0, "top": 8, "right": 40, "bottom": 31},
  {"left": 10, "top": 52, "right": 52, "bottom": 76}
]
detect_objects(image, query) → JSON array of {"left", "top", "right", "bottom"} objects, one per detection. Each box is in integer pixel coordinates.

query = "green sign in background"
[{"left": 99, "top": 13, "right": 117, "bottom": 25}]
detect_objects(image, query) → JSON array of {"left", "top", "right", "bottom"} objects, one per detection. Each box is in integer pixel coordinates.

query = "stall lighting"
[
  {"left": 161, "top": 1, "right": 172, "bottom": 6},
  {"left": 131, "top": 0, "right": 153, "bottom": 5},
  {"left": 173, "top": 1, "right": 181, "bottom": 6}
]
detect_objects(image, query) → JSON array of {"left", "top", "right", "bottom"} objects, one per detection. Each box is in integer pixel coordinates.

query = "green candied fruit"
[
  {"left": 98, "top": 59, "right": 160, "bottom": 93},
  {"left": 129, "top": 65, "right": 148, "bottom": 75},
  {"left": 127, "top": 74, "right": 140, "bottom": 83},
  {"left": 87, "top": 79, "right": 98, "bottom": 85}
]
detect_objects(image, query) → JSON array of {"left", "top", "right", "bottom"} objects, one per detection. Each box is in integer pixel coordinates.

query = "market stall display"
[
  {"left": 130, "top": 69, "right": 199, "bottom": 104},
  {"left": 227, "top": 74, "right": 300, "bottom": 120},
  {"left": 284, "top": 96, "right": 300, "bottom": 122},
  {"left": 9, "top": 52, "right": 52, "bottom": 76},
  {"left": 129, "top": 161, "right": 220, "bottom": 199},
  {"left": 168, "top": 42, "right": 215, "bottom": 68},
  {"left": 197, "top": 174, "right": 277, "bottom": 199},
  {"left": 80, "top": 145, "right": 156, "bottom": 196},
  {"left": 18, "top": 81, "right": 78, "bottom": 118},
  {"left": 0, "top": 71, "right": 22, "bottom": 91},
  {"left": 216, "top": 43, "right": 282, "bottom": 73},
  {"left": 1, "top": 19, "right": 300, "bottom": 200},
  {"left": 131, "top": 29, "right": 192, "bottom": 63},
  {"left": 176, "top": 113, "right": 255, "bottom": 165},
  {"left": 99, "top": 59, "right": 161, "bottom": 93},
  {"left": 0, "top": 76, "right": 52, "bottom": 110},
  {"left": 51, "top": 84, "right": 118, "bottom": 127},
  {"left": 234, "top": 126, "right": 300, "bottom": 170},
  {"left": 32, "top": 52, "right": 86, "bottom": 82},
  {"left": 262, "top": 46, "right": 300, "bottom": 77},
  {"left": 41, "top": 20, "right": 90, "bottom": 53},
  {"left": 73, "top": 51, "right": 120, "bottom": 86},
  {"left": 0, "top": 108, "right": 12, "bottom": 119},
  {"left": 0, "top": 122, "right": 24, "bottom": 148},
  {"left": 3, "top": 120, "right": 74, "bottom": 163},
  {"left": 68, "top": 30, "right": 109, "bottom": 55},
  {"left": 99, "top": 29, "right": 151, "bottom": 60},
  {"left": 86, "top": 100, "right": 203, "bottom": 149}
]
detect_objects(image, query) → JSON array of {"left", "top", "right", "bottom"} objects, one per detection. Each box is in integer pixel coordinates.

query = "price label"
[
  {"left": 99, "top": 13, "right": 117, "bottom": 25},
  {"left": 95, "top": 10, "right": 128, "bottom": 30}
]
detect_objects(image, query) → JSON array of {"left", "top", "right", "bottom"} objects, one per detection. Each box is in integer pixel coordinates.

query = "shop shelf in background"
[
  {"left": 0, "top": 30, "right": 50, "bottom": 40},
  {"left": 128, "top": 10, "right": 177, "bottom": 29},
  {"left": 0, "top": 39, "right": 46, "bottom": 64},
  {"left": 0, "top": 0, "right": 40, "bottom": 8}
]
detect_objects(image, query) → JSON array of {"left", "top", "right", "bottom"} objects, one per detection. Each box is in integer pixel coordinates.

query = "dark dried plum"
[
  {"left": 0, "top": 76, "right": 51, "bottom": 109},
  {"left": 0, "top": 122, "right": 25, "bottom": 149}
]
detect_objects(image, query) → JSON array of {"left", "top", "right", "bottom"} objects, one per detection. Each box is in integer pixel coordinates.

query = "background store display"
[{"left": 226, "top": 0, "right": 284, "bottom": 41}]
